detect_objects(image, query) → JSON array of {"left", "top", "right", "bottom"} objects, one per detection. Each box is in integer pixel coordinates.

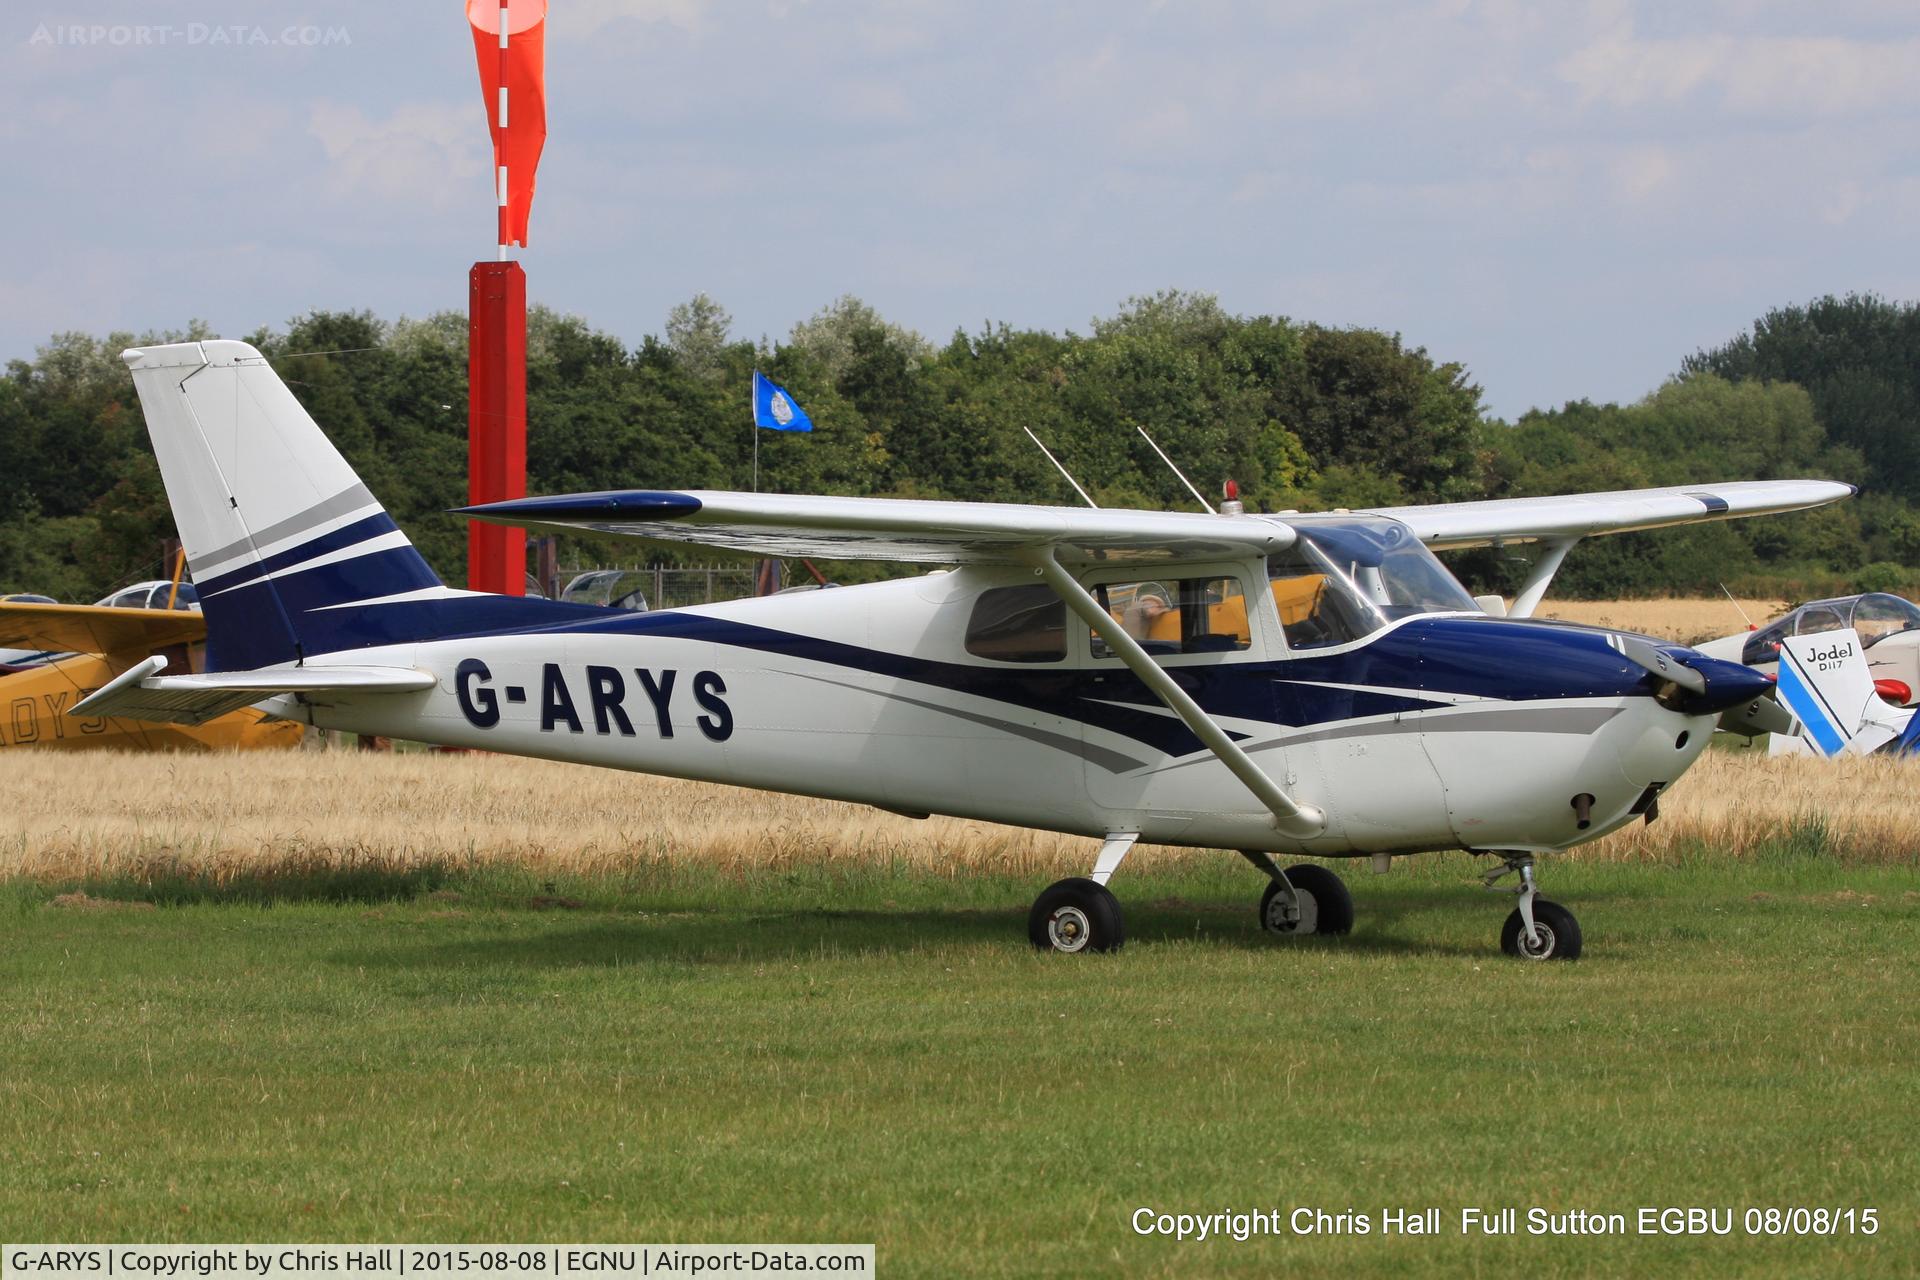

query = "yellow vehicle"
[{"left": 0, "top": 592, "right": 302, "bottom": 752}]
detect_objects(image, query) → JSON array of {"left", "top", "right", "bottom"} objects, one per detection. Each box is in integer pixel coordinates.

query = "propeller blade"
[
  {"left": 1607, "top": 634, "right": 1707, "bottom": 696},
  {"left": 1718, "top": 691, "right": 1794, "bottom": 738}
]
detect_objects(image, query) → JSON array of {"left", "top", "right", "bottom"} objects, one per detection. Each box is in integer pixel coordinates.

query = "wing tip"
[{"left": 453, "top": 490, "right": 704, "bottom": 523}]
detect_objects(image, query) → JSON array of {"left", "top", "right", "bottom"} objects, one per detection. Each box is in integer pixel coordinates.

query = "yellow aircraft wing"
[{"left": 0, "top": 602, "right": 206, "bottom": 658}]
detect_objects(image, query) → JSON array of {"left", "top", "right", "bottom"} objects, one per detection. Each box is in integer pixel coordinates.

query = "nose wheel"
[{"left": 1487, "top": 854, "right": 1582, "bottom": 960}]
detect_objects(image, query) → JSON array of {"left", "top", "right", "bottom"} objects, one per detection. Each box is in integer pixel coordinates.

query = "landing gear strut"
[
  {"left": 1030, "top": 833, "right": 1137, "bottom": 953},
  {"left": 1486, "top": 854, "right": 1582, "bottom": 960},
  {"left": 1240, "top": 850, "right": 1354, "bottom": 936}
]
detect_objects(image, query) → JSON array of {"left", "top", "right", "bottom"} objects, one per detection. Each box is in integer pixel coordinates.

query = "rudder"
[{"left": 123, "top": 340, "right": 593, "bottom": 669}]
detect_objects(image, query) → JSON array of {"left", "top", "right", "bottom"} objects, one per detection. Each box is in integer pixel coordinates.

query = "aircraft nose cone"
[{"left": 1680, "top": 652, "right": 1778, "bottom": 713}]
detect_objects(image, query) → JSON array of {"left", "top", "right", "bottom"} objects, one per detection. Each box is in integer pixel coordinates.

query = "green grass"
[{"left": 2, "top": 851, "right": 1916, "bottom": 1278}]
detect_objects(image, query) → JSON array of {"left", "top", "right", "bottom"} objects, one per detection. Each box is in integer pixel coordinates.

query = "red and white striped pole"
[
  {"left": 496, "top": 4, "right": 509, "bottom": 259},
  {"left": 466, "top": 0, "right": 544, "bottom": 595}
]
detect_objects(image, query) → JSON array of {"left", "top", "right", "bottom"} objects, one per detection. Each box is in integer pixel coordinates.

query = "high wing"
[
  {"left": 456, "top": 490, "right": 1295, "bottom": 564},
  {"left": 1369, "top": 479, "right": 1856, "bottom": 551},
  {"left": 459, "top": 478, "right": 1856, "bottom": 564},
  {"left": 0, "top": 601, "right": 206, "bottom": 657}
]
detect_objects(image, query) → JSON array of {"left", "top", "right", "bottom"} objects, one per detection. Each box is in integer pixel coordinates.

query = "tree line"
[{"left": 1, "top": 290, "right": 1912, "bottom": 604}]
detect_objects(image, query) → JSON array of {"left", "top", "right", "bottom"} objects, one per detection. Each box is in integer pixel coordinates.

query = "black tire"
[
  {"left": 1028, "top": 877, "right": 1125, "bottom": 953},
  {"left": 1260, "top": 863, "right": 1355, "bottom": 936},
  {"left": 1500, "top": 899, "right": 1582, "bottom": 961}
]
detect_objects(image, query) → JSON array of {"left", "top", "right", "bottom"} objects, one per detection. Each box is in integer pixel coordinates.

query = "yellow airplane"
[{"left": 0, "top": 587, "right": 302, "bottom": 752}]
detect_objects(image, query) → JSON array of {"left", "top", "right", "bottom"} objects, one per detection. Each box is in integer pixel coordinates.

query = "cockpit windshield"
[{"left": 1267, "top": 517, "right": 1478, "bottom": 650}]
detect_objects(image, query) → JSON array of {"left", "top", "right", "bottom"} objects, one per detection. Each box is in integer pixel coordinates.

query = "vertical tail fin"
[{"left": 123, "top": 340, "right": 587, "bottom": 670}]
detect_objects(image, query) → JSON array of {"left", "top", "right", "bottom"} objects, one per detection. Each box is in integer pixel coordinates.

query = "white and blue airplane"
[{"left": 80, "top": 341, "right": 1852, "bottom": 959}]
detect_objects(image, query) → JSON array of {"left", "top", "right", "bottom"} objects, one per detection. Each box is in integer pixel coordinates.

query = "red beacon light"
[
  {"left": 1220, "top": 479, "right": 1244, "bottom": 517},
  {"left": 1874, "top": 678, "right": 1911, "bottom": 705}
]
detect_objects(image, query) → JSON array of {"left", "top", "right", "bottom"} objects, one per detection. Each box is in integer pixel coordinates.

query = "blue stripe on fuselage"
[{"left": 447, "top": 611, "right": 1653, "bottom": 755}]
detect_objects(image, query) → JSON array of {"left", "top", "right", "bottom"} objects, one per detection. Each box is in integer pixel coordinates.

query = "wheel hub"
[
  {"left": 1048, "top": 906, "right": 1092, "bottom": 953},
  {"left": 1265, "top": 888, "right": 1317, "bottom": 935},
  {"left": 1517, "top": 921, "right": 1557, "bottom": 959}
]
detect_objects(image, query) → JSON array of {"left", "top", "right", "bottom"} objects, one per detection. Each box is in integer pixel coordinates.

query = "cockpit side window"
[
  {"left": 1742, "top": 618, "right": 1791, "bottom": 666},
  {"left": 965, "top": 584, "right": 1066, "bottom": 663},
  {"left": 1267, "top": 548, "right": 1376, "bottom": 650},
  {"left": 1795, "top": 606, "right": 1846, "bottom": 637},
  {"left": 1854, "top": 594, "right": 1920, "bottom": 645}
]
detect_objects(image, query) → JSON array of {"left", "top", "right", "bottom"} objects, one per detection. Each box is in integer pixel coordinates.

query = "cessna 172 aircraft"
[{"left": 80, "top": 341, "right": 1853, "bottom": 958}]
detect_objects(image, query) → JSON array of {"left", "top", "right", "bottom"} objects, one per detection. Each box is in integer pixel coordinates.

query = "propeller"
[
  {"left": 1607, "top": 634, "right": 1706, "bottom": 698},
  {"left": 1607, "top": 632, "right": 1791, "bottom": 736}
]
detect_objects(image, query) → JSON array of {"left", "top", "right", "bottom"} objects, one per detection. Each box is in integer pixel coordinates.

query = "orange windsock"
[{"left": 468, "top": 0, "right": 547, "bottom": 248}]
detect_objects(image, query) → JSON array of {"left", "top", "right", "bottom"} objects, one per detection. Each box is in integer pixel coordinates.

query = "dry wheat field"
[
  {"left": 1538, "top": 595, "right": 1789, "bottom": 645},
  {"left": 3, "top": 740, "right": 1914, "bottom": 885}
]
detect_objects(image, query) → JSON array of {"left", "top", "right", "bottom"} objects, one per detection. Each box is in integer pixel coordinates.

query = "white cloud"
[
  {"left": 1559, "top": 34, "right": 1920, "bottom": 117},
  {"left": 307, "top": 100, "right": 489, "bottom": 211},
  {"left": 559, "top": 0, "right": 707, "bottom": 37}
]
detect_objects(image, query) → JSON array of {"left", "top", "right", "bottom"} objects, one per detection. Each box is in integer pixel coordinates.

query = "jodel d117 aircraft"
[{"left": 80, "top": 341, "right": 1852, "bottom": 959}]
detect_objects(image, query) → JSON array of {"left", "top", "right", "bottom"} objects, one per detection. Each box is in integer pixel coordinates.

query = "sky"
[{"left": 4, "top": 0, "right": 1917, "bottom": 420}]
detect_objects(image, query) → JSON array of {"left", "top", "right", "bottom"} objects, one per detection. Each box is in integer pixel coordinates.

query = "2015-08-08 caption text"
[{"left": 5, "top": 1247, "right": 872, "bottom": 1279}]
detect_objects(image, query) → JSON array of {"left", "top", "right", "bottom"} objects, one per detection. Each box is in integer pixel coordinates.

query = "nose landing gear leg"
[{"left": 1486, "top": 853, "right": 1582, "bottom": 961}]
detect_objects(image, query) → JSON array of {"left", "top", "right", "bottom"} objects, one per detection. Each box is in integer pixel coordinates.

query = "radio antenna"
[
  {"left": 1719, "top": 582, "right": 1755, "bottom": 630},
  {"left": 1023, "top": 426, "right": 1098, "bottom": 509},
  {"left": 1134, "top": 424, "right": 1215, "bottom": 514}
]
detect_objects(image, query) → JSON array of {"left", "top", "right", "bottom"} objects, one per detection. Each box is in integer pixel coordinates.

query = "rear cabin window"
[
  {"left": 965, "top": 585, "right": 1066, "bottom": 663},
  {"left": 1089, "top": 577, "right": 1252, "bottom": 659}
]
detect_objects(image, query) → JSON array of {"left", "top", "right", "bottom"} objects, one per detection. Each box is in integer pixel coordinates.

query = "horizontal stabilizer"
[{"left": 71, "top": 655, "right": 438, "bottom": 727}]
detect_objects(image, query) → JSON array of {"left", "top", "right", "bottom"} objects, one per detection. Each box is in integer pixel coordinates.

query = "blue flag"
[{"left": 752, "top": 371, "right": 813, "bottom": 432}]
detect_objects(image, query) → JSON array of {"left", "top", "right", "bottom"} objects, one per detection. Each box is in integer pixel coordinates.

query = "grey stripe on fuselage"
[
  {"left": 1142, "top": 704, "right": 1625, "bottom": 777},
  {"left": 188, "top": 483, "right": 377, "bottom": 577},
  {"left": 782, "top": 670, "right": 1149, "bottom": 774}
]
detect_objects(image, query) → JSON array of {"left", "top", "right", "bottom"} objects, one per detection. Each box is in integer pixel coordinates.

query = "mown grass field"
[{"left": 2, "top": 743, "right": 1917, "bottom": 1277}]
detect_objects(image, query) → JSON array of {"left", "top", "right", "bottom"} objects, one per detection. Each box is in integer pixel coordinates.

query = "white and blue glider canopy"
[
  {"left": 459, "top": 477, "right": 1856, "bottom": 565},
  {"left": 1369, "top": 480, "right": 1857, "bottom": 551}
]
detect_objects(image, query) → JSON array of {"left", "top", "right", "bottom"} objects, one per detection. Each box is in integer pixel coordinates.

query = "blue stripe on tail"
[{"left": 199, "top": 530, "right": 606, "bottom": 670}]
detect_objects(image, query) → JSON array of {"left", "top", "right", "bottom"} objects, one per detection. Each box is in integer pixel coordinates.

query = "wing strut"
[
  {"left": 1509, "top": 537, "right": 1577, "bottom": 619},
  {"left": 1024, "top": 549, "right": 1327, "bottom": 838}
]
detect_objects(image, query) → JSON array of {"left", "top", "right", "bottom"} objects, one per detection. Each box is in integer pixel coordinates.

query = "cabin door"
[{"left": 1077, "top": 564, "right": 1282, "bottom": 816}]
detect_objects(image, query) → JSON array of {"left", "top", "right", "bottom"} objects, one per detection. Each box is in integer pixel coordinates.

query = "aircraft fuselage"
[{"left": 280, "top": 565, "right": 1732, "bottom": 858}]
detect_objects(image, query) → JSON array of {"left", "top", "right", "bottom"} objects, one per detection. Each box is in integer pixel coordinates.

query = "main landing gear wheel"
[
  {"left": 1028, "top": 877, "right": 1125, "bottom": 954},
  {"left": 1260, "top": 863, "right": 1354, "bottom": 936},
  {"left": 1501, "top": 899, "right": 1582, "bottom": 961}
]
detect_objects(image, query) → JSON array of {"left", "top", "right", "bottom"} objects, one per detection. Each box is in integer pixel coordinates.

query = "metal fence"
[{"left": 551, "top": 564, "right": 760, "bottom": 611}]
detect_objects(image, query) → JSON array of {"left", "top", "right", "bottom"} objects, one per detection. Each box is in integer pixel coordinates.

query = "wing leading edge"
[
  {"left": 460, "top": 478, "right": 1855, "bottom": 564},
  {"left": 456, "top": 490, "right": 1295, "bottom": 564},
  {"left": 1370, "top": 479, "right": 1857, "bottom": 551}
]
